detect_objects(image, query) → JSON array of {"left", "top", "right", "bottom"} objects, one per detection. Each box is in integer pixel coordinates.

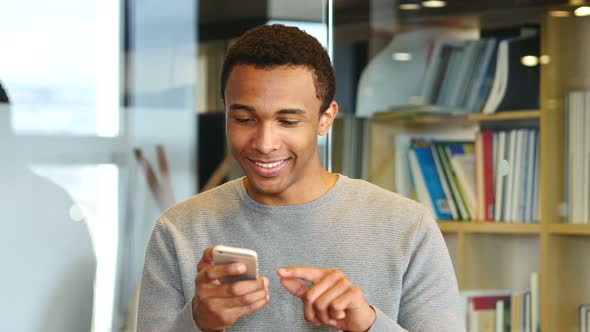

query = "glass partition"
[{"left": 0, "top": 1, "right": 332, "bottom": 331}]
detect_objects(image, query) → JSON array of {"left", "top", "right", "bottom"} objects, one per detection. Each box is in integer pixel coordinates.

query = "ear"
[{"left": 318, "top": 101, "right": 339, "bottom": 136}]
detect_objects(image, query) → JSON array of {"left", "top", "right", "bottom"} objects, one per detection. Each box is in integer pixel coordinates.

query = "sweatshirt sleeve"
[
  {"left": 364, "top": 209, "right": 463, "bottom": 332},
  {"left": 137, "top": 218, "right": 200, "bottom": 332},
  {"left": 395, "top": 210, "right": 465, "bottom": 332}
]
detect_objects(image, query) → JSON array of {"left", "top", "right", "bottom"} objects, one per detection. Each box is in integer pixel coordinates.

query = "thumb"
[
  {"left": 197, "top": 247, "right": 213, "bottom": 272},
  {"left": 279, "top": 277, "right": 308, "bottom": 298}
]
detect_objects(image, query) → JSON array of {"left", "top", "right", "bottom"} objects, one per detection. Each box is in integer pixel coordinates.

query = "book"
[
  {"left": 447, "top": 41, "right": 480, "bottom": 107},
  {"left": 482, "top": 35, "right": 540, "bottom": 114},
  {"left": 496, "top": 300, "right": 505, "bottom": 332},
  {"left": 530, "top": 272, "right": 539, "bottom": 332},
  {"left": 524, "top": 292, "right": 531, "bottom": 332},
  {"left": 461, "top": 288, "right": 535, "bottom": 332},
  {"left": 512, "top": 129, "right": 529, "bottom": 222},
  {"left": 476, "top": 132, "right": 485, "bottom": 221},
  {"left": 441, "top": 142, "right": 476, "bottom": 220},
  {"left": 394, "top": 134, "right": 445, "bottom": 198},
  {"left": 504, "top": 130, "right": 518, "bottom": 222},
  {"left": 465, "top": 39, "right": 498, "bottom": 113},
  {"left": 437, "top": 43, "right": 465, "bottom": 107},
  {"left": 409, "top": 149, "right": 433, "bottom": 213},
  {"left": 566, "top": 91, "right": 588, "bottom": 223},
  {"left": 481, "top": 38, "right": 508, "bottom": 114},
  {"left": 435, "top": 142, "right": 471, "bottom": 220},
  {"left": 451, "top": 153, "right": 477, "bottom": 219},
  {"left": 495, "top": 35, "right": 540, "bottom": 112},
  {"left": 532, "top": 138, "right": 540, "bottom": 223},
  {"left": 432, "top": 144, "right": 459, "bottom": 220},
  {"left": 446, "top": 143, "right": 476, "bottom": 217},
  {"left": 421, "top": 41, "right": 453, "bottom": 105},
  {"left": 481, "top": 131, "right": 495, "bottom": 221},
  {"left": 468, "top": 294, "right": 511, "bottom": 332},
  {"left": 523, "top": 130, "right": 538, "bottom": 223},
  {"left": 494, "top": 131, "right": 508, "bottom": 222},
  {"left": 409, "top": 143, "right": 453, "bottom": 220}
]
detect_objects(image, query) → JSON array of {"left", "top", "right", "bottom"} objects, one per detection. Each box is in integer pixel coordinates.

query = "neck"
[{"left": 243, "top": 169, "right": 338, "bottom": 206}]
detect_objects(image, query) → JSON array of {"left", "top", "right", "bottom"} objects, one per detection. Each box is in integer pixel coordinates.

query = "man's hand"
[
  {"left": 192, "top": 248, "right": 269, "bottom": 331},
  {"left": 277, "top": 267, "right": 376, "bottom": 332}
]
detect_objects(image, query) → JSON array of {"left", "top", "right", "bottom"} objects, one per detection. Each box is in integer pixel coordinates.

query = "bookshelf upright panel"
[{"left": 541, "top": 13, "right": 590, "bottom": 332}]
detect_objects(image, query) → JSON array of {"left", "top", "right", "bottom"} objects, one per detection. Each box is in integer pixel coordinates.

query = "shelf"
[
  {"left": 467, "top": 110, "right": 540, "bottom": 122},
  {"left": 372, "top": 108, "right": 540, "bottom": 124},
  {"left": 438, "top": 221, "right": 541, "bottom": 234},
  {"left": 549, "top": 224, "right": 590, "bottom": 236}
]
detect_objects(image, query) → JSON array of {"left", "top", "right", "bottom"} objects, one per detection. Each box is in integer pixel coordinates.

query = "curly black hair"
[{"left": 220, "top": 24, "right": 335, "bottom": 114}]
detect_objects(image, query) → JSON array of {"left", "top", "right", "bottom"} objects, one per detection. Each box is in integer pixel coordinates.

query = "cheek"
[
  {"left": 286, "top": 130, "right": 317, "bottom": 154},
  {"left": 227, "top": 127, "right": 248, "bottom": 148}
]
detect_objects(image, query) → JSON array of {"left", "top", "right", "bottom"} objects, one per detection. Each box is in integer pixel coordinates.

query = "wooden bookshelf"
[
  {"left": 549, "top": 224, "right": 590, "bottom": 236},
  {"left": 372, "top": 109, "right": 540, "bottom": 124},
  {"left": 467, "top": 110, "right": 540, "bottom": 122},
  {"left": 438, "top": 221, "right": 542, "bottom": 234},
  {"left": 360, "top": 12, "right": 590, "bottom": 332}
]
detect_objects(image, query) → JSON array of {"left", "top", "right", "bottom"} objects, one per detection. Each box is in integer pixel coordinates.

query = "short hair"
[{"left": 220, "top": 24, "right": 335, "bottom": 114}]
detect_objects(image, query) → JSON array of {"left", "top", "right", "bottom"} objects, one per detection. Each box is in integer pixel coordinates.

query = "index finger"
[
  {"left": 197, "top": 262, "right": 247, "bottom": 284},
  {"left": 277, "top": 267, "right": 329, "bottom": 284}
]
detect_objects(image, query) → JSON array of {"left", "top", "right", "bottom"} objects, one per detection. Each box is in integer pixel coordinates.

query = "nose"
[{"left": 252, "top": 123, "right": 280, "bottom": 154}]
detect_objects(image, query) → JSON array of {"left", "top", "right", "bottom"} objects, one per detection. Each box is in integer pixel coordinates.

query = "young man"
[{"left": 138, "top": 24, "right": 463, "bottom": 332}]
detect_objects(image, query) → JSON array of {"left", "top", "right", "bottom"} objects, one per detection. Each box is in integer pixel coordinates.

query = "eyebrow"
[{"left": 228, "top": 104, "right": 306, "bottom": 115}]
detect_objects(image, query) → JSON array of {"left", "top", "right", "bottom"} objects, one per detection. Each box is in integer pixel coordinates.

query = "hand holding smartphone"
[{"left": 212, "top": 245, "right": 259, "bottom": 284}]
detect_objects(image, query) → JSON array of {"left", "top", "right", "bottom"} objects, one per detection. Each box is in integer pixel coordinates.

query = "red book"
[
  {"left": 472, "top": 295, "right": 511, "bottom": 310},
  {"left": 481, "top": 131, "right": 495, "bottom": 221}
]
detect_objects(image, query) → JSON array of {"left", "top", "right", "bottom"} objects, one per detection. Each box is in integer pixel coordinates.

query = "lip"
[{"left": 247, "top": 158, "right": 290, "bottom": 178}]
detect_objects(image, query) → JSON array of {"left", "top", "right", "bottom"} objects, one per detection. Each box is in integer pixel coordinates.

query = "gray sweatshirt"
[{"left": 138, "top": 175, "right": 464, "bottom": 331}]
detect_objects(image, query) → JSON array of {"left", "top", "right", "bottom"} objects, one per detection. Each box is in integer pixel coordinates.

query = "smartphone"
[{"left": 212, "top": 245, "right": 258, "bottom": 284}]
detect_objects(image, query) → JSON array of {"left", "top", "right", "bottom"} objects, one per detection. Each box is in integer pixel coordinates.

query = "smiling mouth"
[{"left": 254, "top": 159, "right": 288, "bottom": 168}]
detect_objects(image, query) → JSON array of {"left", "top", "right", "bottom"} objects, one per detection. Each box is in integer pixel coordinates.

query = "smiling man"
[{"left": 138, "top": 24, "right": 464, "bottom": 332}]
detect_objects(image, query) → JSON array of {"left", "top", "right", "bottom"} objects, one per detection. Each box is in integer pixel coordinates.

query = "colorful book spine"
[{"left": 410, "top": 145, "right": 453, "bottom": 220}]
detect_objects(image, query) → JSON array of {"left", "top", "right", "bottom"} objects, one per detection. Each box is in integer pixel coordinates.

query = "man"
[{"left": 138, "top": 24, "right": 463, "bottom": 331}]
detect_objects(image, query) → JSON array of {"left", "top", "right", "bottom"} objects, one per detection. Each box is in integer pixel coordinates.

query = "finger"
[
  {"left": 224, "top": 287, "right": 268, "bottom": 308},
  {"left": 304, "top": 270, "right": 346, "bottom": 304},
  {"left": 197, "top": 248, "right": 214, "bottom": 272},
  {"left": 301, "top": 270, "right": 346, "bottom": 325},
  {"left": 198, "top": 263, "right": 246, "bottom": 284},
  {"left": 218, "top": 277, "right": 268, "bottom": 298},
  {"left": 279, "top": 277, "right": 308, "bottom": 298},
  {"left": 226, "top": 295, "right": 270, "bottom": 321},
  {"left": 330, "top": 287, "right": 364, "bottom": 321},
  {"left": 313, "top": 277, "right": 351, "bottom": 325},
  {"left": 277, "top": 267, "right": 328, "bottom": 284}
]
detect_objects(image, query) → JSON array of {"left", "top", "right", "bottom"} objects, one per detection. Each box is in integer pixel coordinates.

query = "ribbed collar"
[{"left": 234, "top": 174, "right": 345, "bottom": 213}]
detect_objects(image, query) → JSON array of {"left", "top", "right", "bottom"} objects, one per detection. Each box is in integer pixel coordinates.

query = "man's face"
[{"left": 224, "top": 64, "right": 336, "bottom": 205}]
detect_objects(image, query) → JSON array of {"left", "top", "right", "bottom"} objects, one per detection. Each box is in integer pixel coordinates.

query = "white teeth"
[{"left": 255, "top": 160, "right": 285, "bottom": 168}]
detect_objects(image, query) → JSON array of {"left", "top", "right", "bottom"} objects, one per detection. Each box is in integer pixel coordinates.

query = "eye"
[
  {"left": 234, "top": 117, "right": 255, "bottom": 125},
  {"left": 279, "top": 119, "right": 300, "bottom": 127}
]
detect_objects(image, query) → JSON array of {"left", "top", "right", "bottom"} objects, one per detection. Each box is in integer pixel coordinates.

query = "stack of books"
[
  {"left": 461, "top": 272, "right": 540, "bottom": 332},
  {"left": 565, "top": 91, "right": 590, "bottom": 224},
  {"left": 399, "top": 130, "right": 539, "bottom": 223},
  {"left": 419, "top": 34, "right": 539, "bottom": 115}
]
